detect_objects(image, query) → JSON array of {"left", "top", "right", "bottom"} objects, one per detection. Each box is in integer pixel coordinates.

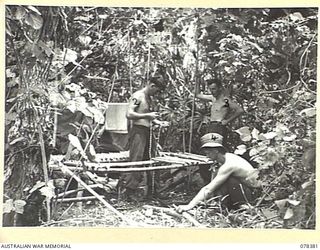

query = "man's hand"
[
  {"left": 147, "top": 112, "right": 160, "bottom": 120},
  {"left": 153, "top": 119, "right": 170, "bottom": 127},
  {"left": 175, "top": 204, "right": 193, "bottom": 213}
]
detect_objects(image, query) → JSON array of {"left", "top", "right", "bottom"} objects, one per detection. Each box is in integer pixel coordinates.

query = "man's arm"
[
  {"left": 126, "top": 94, "right": 158, "bottom": 120},
  {"left": 176, "top": 165, "right": 233, "bottom": 212},
  {"left": 195, "top": 81, "right": 212, "bottom": 101},
  {"left": 221, "top": 99, "right": 244, "bottom": 125}
]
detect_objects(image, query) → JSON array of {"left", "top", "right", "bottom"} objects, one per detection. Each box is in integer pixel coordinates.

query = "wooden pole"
[
  {"left": 56, "top": 195, "right": 104, "bottom": 203},
  {"left": 63, "top": 159, "right": 155, "bottom": 168},
  {"left": 38, "top": 125, "right": 51, "bottom": 222},
  {"left": 51, "top": 161, "right": 212, "bottom": 173},
  {"left": 187, "top": 14, "right": 201, "bottom": 188}
]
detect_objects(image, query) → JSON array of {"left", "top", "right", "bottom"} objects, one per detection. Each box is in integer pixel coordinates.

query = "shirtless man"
[
  {"left": 120, "top": 76, "right": 166, "bottom": 201},
  {"left": 176, "top": 133, "right": 260, "bottom": 212},
  {"left": 195, "top": 79, "right": 243, "bottom": 139}
]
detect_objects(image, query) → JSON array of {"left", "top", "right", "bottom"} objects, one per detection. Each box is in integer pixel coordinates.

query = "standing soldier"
[
  {"left": 120, "top": 76, "right": 166, "bottom": 201},
  {"left": 195, "top": 78, "right": 243, "bottom": 140}
]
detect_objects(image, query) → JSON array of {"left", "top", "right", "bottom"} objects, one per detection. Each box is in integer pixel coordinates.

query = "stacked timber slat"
[{"left": 49, "top": 151, "right": 213, "bottom": 173}]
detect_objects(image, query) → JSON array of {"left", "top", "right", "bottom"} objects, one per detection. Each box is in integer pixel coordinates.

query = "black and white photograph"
[{"left": 3, "top": 5, "right": 317, "bottom": 230}]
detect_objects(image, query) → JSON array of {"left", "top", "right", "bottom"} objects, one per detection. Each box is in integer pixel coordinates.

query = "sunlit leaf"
[
  {"left": 25, "top": 12, "right": 43, "bottom": 30},
  {"left": 6, "top": 69, "right": 16, "bottom": 78},
  {"left": 29, "top": 181, "right": 46, "bottom": 194},
  {"left": 79, "top": 35, "right": 92, "bottom": 46},
  {"left": 263, "top": 131, "right": 277, "bottom": 140},
  {"left": 98, "top": 14, "right": 108, "bottom": 19},
  {"left": 299, "top": 108, "right": 316, "bottom": 118},
  {"left": 9, "top": 136, "right": 25, "bottom": 145},
  {"left": 289, "top": 12, "right": 304, "bottom": 22},
  {"left": 81, "top": 50, "right": 92, "bottom": 57},
  {"left": 27, "top": 6, "right": 42, "bottom": 15},
  {"left": 261, "top": 208, "right": 278, "bottom": 219},
  {"left": 251, "top": 128, "right": 260, "bottom": 140},
  {"left": 275, "top": 199, "right": 287, "bottom": 210},
  {"left": 236, "top": 126, "right": 252, "bottom": 142},
  {"left": 3, "top": 199, "right": 14, "bottom": 213},
  {"left": 15, "top": 6, "right": 27, "bottom": 20},
  {"left": 249, "top": 148, "right": 259, "bottom": 157},
  {"left": 68, "top": 134, "right": 85, "bottom": 155},
  {"left": 66, "top": 100, "right": 77, "bottom": 113},
  {"left": 283, "top": 207, "right": 294, "bottom": 220},
  {"left": 234, "top": 144, "right": 247, "bottom": 155},
  {"left": 301, "top": 180, "right": 314, "bottom": 189},
  {"left": 40, "top": 186, "right": 55, "bottom": 199},
  {"left": 13, "top": 200, "right": 26, "bottom": 214},
  {"left": 64, "top": 49, "right": 78, "bottom": 63},
  {"left": 287, "top": 200, "right": 300, "bottom": 206},
  {"left": 283, "top": 134, "right": 297, "bottom": 142}
]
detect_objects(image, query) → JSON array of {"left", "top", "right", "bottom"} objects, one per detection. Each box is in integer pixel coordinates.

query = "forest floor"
[{"left": 44, "top": 189, "right": 283, "bottom": 229}]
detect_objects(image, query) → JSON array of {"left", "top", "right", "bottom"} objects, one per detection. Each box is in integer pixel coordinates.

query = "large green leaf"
[
  {"left": 15, "top": 6, "right": 27, "bottom": 20},
  {"left": 25, "top": 12, "right": 43, "bottom": 30}
]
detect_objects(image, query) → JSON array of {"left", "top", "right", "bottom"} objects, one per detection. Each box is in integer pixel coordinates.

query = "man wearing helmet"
[{"left": 177, "top": 133, "right": 261, "bottom": 212}]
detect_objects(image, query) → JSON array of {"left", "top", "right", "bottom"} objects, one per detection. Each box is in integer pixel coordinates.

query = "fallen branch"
[
  {"left": 143, "top": 205, "right": 183, "bottom": 219},
  {"left": 172, "top": 205, "right": 204, "bottom": 227},
  {"left": 143, "top": 205, "right": 203, "bottom": 227},
  {"left": 61, "top": 165, "right": 136, "bottom": 226}
]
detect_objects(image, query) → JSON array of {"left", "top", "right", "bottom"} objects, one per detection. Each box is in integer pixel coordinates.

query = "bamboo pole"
[
  {"left": 38, "top": 125, "right": 51, "bottom": 222},
  {"left": 188, "top": 14, "right": 201, "bottom": 188},
  {"left": 51, "top": 161, "right": 212, "bottom": 173},
  {"left": 63, "top": 159, "right": 156, "bottom": 168},
  {"left": 60, "top": 165, "right": 135, "bottom": 225}
]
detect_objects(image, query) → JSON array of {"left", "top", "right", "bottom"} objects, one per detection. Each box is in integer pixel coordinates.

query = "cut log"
[{"left": 143, "top": 205, "right": 203, "bottom": 227}]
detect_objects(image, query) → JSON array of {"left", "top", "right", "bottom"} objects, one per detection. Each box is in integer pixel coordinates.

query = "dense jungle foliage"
[{"left": 4, "top": 6, "right": 317, "bottom": 228}]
